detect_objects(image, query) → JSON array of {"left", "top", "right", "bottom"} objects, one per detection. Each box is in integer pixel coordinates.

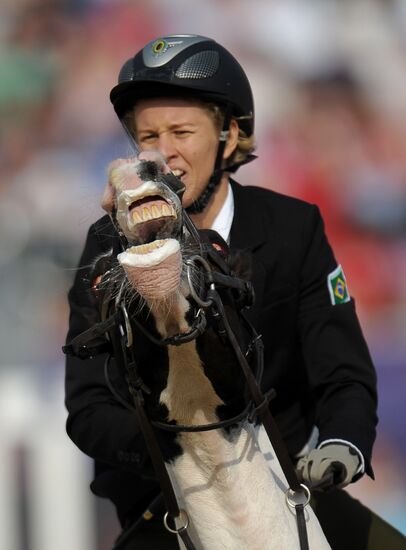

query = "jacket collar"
[{"left": 229, "top": 179, "right": 267, "bottom": 252}]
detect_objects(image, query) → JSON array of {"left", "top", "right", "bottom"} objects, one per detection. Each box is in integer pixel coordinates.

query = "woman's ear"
[{"left": 223, "top": 119, "right": 239, "bottom": 160}]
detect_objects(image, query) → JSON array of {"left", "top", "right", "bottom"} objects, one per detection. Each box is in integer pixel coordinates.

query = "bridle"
[{"left": 64, "top": 209, "right": 312, "bottom": 550}]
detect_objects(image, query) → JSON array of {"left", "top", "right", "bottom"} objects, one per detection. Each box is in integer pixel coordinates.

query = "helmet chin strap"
[
  {"left": 185, "top": 153, "right": 257, "bottom": 215},
  {"left": 186, "top": 103, "right": 233, "bottom": 215},
  {"left": 185, "top": 105, "right": 257, "bottom": 215},
  {"left": 185, "top": 168, "right": 223, "bottom": 215}
]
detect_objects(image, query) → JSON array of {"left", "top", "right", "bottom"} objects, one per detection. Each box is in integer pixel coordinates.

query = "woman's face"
[{"left": 132, "top": 98, "right": 234, "bottom": 208}]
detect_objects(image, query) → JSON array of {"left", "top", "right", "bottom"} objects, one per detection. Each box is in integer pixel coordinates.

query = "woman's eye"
[
  {"left": 175, "top": 130, "right": 192, "bottom": 136},
  {"left": 139, "top": 134, "right": 157, "bottom": 143}
]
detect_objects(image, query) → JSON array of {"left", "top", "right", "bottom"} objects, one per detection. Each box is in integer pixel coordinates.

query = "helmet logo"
[{"left": 151, "top": 39, "right": 168, "bottom": 55}]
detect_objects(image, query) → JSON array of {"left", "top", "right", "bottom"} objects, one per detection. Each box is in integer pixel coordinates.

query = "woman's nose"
[{"left": 156, "top": 134, "right": 177, "bottom": 161}]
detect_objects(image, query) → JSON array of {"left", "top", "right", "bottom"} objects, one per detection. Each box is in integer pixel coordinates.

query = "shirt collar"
[{"left": 210, "top": 182, "right": 234, "bottom": 243}]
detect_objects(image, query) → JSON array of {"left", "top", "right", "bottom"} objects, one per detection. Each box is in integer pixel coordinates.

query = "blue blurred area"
[{"left": 1, "top": 0, "right": 405, "bottom": 547}]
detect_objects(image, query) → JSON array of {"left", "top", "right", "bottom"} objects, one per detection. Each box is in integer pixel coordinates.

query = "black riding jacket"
[{"left": 65, "top": 181, "right": 378, "bottom": 525}]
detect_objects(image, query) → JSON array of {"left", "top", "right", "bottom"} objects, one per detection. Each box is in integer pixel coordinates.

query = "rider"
[{"left": 65, "top": 35, "right": 403, "bottom": 549}]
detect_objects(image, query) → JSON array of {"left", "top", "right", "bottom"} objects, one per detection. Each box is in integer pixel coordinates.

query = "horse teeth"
[
  {"left": 151, "top": 205, "right": 160, "bottom": 219},
  {"left": 132, "top": 210, "right": 143, "bottom": 224},
  {"left": 142, "top": 207, "right": 152, "bottom": 221},
  {"left": 133, "top": 240, "right": 162, "bottom": 254},
  {"left": 161, "top": 204, "right": 170, "bottom": 216}
]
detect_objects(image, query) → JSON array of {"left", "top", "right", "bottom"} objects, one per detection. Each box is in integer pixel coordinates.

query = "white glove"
[{"left": 296, "top": 443, "right": 361, "bottom": 490}]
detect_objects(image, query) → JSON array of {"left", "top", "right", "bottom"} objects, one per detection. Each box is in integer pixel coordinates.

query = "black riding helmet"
[{"left": 110, "top": 34, "right": 256, "bottom": 213}]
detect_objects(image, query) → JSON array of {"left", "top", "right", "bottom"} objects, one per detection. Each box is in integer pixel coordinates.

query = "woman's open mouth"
[{"left": 171, "top": 168, "right": 186, "bottom": 182}]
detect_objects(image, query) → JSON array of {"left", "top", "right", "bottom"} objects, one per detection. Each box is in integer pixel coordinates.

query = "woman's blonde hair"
[
  {"left": 123, "top": 98, "right": 256, "bottom": 169},
  {"left": 202, "top": 102, "right": 256, "bottom": 168}
]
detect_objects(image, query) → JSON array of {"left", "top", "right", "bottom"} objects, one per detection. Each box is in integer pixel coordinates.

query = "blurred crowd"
[{"left": 1, "top": 0, "right": 405, "bottom": 545}]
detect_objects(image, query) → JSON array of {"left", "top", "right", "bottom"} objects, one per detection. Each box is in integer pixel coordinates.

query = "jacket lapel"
[
  {"left": 229, "top": 180, "right": 267, "bottom": 252},
  {"left": 229, "top": 180, "right": 268, "bottom": 327}
]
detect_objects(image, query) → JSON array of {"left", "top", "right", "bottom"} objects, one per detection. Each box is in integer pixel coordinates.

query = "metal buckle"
[
  {"left": 163, "top": 509, "right": 189, "bottom": 534},
  {"left": 285, "top": 483, "right": 311, "bottom": 509},
  {"left": 185, "top": 255, "right": 214, "bottom": 308}
]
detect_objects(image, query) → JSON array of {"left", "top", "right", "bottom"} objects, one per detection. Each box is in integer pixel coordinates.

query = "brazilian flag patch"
[{"left": 327, "top": 265, "right": 350, "bottom": 305}]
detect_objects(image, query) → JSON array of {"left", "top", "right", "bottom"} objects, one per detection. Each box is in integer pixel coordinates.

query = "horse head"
[{"left": 102, "top": 153, "right": 185, "bottom": 303}]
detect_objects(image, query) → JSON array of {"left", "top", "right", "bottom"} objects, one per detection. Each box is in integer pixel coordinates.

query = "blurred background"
[{"left": 0, "top": 0, "right": 405, "bottom": 548}]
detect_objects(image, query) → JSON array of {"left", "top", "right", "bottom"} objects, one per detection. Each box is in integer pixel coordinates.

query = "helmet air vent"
[{"left": 175, "top": 51, "right": 219, "bottom": 79}]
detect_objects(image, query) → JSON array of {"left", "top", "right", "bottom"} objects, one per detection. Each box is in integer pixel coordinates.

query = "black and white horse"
[{"left": 95, "top": 155, "right": 331, "bottom": 550}]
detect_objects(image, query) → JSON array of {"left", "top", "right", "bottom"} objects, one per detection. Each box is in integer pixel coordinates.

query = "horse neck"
[
  {"left": 144, "top": 290, "right": 221, "bottom": 428},
  {"left": 143, "top": 293, "right": 287, "bottom": 549}
]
